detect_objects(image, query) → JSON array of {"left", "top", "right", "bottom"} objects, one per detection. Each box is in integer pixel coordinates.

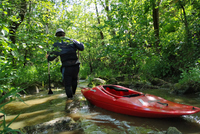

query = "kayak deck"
[{"left": 102, "top": 85, "right": 143, "bottom": 98}]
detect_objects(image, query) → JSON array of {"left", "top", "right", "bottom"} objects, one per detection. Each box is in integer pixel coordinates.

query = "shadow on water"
[{"left": 1, "top": 82, "right": 200, "bottom": 134}]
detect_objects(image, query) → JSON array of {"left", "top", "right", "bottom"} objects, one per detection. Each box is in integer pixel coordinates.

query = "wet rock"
[
  {"left": 20, "top": 84, "right": 40, "bottom": 94},
  {"left": 166, "top": 127, "right": 182, "bottom": 134},
  {"left": 88, "top": 78, "right": 106, "bottom": 87},
  {"left": 20, "top": 117, "right": 80, "bottom": 134}
]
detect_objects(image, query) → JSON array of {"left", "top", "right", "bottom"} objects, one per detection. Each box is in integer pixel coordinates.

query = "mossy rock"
[
  {"left": 166, "top": 127, "right": 182, "bottom": 134},
  {"left": 20, "top": 84, "right": 40, "bottom": 94},
  {"left": 20, "top": 117, "right": 79, "bottom": 134},
  {"left": 88, "top": 78, "right": 106, "bottom": 87}
]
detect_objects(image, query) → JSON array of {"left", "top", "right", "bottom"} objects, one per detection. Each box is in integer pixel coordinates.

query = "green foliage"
[
  {"left": 0, "top": 62, "right": 23, "bottom": 134},
  {"left": 12, "top": 61, "right": 62, "bottom": 89},
  {"left": 179, "top": 67, "right": 200, "bottom": 84},
  {"left": 0, "top": 92, "right": 23, "bottom": 134},
  {"left": 79, "top": 64, "right": 91, "bottom": 79},
  {"left": 0, "top": 0, "right": 200, "bottom": 93},
  {"left": 0, "top": 61, "right": 17, "bottom": 94}
]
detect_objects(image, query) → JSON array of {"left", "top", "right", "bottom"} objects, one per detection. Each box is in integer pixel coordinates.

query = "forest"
[{"left": 0, "top": 0, "right": 200, "bottom": 133}]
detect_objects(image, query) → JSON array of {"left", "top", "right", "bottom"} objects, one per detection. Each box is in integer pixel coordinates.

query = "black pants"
[{"left": 62, "top": 64, "right": 79, "bottom": 98}]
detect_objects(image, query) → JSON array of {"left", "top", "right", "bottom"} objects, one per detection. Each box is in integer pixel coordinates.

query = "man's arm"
[
  {"left": 46, "top": 44, "right": 59, "bottom": 61},
  {"left": 47, "top": 53, "right": 58, "bottom": 61},
  {"left": 72, "top": 39, "right": 84, "bottom": 51}
]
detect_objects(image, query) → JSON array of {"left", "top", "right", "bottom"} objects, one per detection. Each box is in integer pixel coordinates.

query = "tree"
[
  {"left": 95, "top": 0, "right": 105, "bottom": 45},
  {"left": 152, "top": 0, "right": 161, "bottom": 52}
]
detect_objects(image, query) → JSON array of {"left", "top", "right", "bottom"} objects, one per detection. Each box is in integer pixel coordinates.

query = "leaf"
[
  {"left": 3, "top": 26, "right": 9, "bottom": 33},
  {"left": 0, "top": 98, "right": 12, "bottom": 109}
]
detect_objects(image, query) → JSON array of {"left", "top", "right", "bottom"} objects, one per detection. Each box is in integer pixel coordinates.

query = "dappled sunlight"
[
  {"left": 68, "top": 113, "right": 82, "bottom": 121},
  {"left": 67, "top": 112, "right": 100, "bottom": 122},
  {"left": 4, "top": 93, "right": 67, "bottom": 114},
  {"left": 25, "top": 112, "right": 61, "bottom": 125},
  {"left": 7, "top": 111, "right": 65, "bottom": 129},
  {"left": 4, "top": 109, "right": 50, "bottom": 122},
  {"left": 8, "top": 121, "right": 26, "bottom": 130}
]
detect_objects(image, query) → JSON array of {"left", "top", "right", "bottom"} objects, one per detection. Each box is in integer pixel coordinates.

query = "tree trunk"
[
  {"left": 9, "top": 0, "right": 27, "bottom": 44},
  {"left": 152, "top": 0, "right": 160, "bottom": 52},
  {"left": 8, "top": 0, "right": 27, "bottom": 65},
  {"left": 95, "top": 0, "right": 104, "bottom": 45},
  {"left": 179, "top": 1, "right": 190, "bottom": 44}
]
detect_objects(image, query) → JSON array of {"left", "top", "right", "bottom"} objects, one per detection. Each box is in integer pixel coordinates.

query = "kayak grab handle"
[{"left": 157, "top": 102, "right": 168, "bottom": 106}]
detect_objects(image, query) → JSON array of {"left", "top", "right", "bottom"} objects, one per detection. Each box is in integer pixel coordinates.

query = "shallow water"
[{"left": 1, "top": 82, "right": 200, "bottom": 134}]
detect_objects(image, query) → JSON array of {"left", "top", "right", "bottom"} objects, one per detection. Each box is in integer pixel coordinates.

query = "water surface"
[{"left": 2, "top": 83, "right": 200, "bottom": 134}]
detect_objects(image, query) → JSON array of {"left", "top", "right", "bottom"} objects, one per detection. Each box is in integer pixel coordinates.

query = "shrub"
[{"left": 179, "top": 67, "right": 200, "bottom": 84}]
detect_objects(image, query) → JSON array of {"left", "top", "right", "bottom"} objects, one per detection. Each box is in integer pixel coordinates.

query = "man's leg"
[
  {"left": 72, "top": 77, "right": 77, "bottom": 95},
  {"left": 62, "top": 67, "right": 73, "bottom": 98},
  {"left": 72, "top": 64, "right": 80, "bottom": 95},
  {"left": 64, "top": 76, "right": 73, "bottom": 98}
]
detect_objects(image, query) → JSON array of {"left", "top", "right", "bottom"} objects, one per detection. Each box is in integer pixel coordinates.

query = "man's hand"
[{"left": 46, "top": 54, "right": 49, "bottom": 59}]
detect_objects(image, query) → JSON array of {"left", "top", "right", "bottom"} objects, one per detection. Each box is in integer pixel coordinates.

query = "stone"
[
  {"left": 166, "top": 127, "right": 182, "bottom": 134},
  {"left": 88, "top": 78, "right": 106, "bottom": 87},
  {"left": 20, "top": 117, "right": 79, "bottom": 134}
]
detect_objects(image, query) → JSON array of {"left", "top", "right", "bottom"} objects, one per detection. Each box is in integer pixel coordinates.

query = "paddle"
[
  {"left": 48, "top": 61, "right": 53, "bottom": 94},
  {"left": 77, "top": 50, "right": 79, "bottom": 84},
  {"left": 45, "top": 9, "right": 53, "bottom": 95}
]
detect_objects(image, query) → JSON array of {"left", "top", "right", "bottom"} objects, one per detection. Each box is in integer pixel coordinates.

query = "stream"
[{"left": 2, "top": 80, "right": 200, "bottom": 134}]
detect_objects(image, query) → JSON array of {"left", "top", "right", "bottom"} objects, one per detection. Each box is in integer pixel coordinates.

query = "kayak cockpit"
[{"left": 102, "top": 85, "right": 143, "bottom": 98}]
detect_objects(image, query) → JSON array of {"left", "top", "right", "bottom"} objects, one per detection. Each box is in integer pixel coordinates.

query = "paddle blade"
[{"left": 48, "top": 89, "right": 53, "bottom": 94}]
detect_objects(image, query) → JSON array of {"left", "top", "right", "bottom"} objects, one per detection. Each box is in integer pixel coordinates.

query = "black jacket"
[{"left": 48, "top": 37, "right": 84, "bottom": 66}]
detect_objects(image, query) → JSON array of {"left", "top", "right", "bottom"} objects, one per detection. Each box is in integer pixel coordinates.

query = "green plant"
[
  {"left": 0, "top": 89, "right": 24, "bottom": 134},
  {"left": 79, "top": 64, "right": 91, "bottom": 79},
  {"left": 0, "top": 62, "right": 24, "bottom": 134},
  {"left": 179, "top": 67, "right": 200, "bottom": 84}
]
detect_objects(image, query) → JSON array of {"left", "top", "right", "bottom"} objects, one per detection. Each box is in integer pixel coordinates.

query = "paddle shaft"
[
  {"left": 77, "top": 50, "right": 79, "bottom": 84},
  {"left": 48, "top": 61, "right": 53, "bottom": 94}
]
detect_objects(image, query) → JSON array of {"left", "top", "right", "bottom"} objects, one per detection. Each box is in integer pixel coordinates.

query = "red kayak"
[{"left": 81, "top": 85, "right": 200, "bottom": 118}]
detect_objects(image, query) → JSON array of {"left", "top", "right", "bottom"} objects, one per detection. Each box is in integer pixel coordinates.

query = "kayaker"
[{"left": 46, "top": 28, "right": 84, "bottom": 98}]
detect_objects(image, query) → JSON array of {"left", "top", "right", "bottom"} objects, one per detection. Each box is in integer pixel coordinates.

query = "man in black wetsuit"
[{"left": 46, "top": 28, "right": 84, "bottom": 98}]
